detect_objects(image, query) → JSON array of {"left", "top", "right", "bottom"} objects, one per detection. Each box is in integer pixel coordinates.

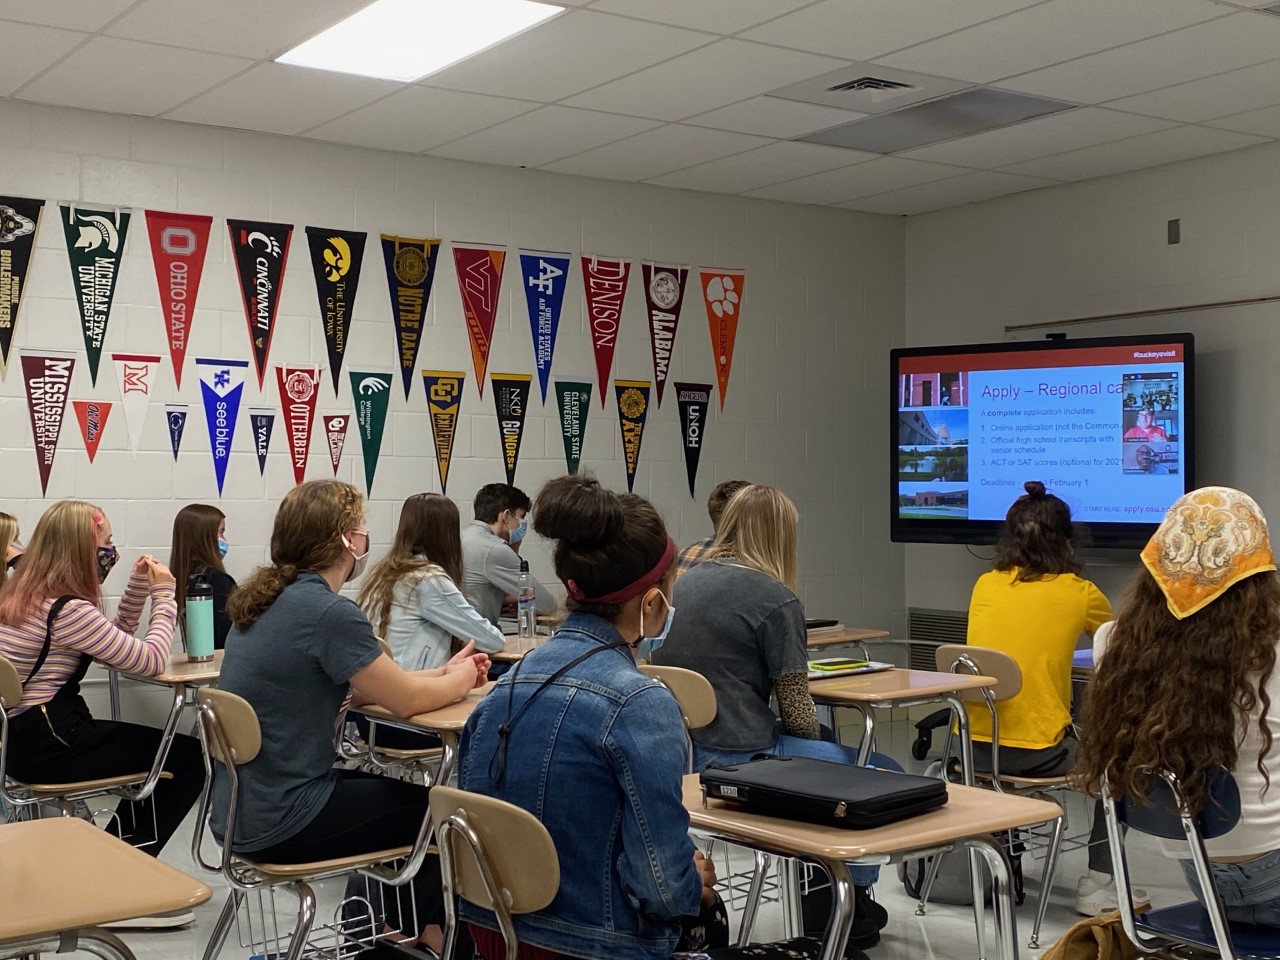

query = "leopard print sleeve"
[{"left": 774, "top": 672, "right": 821, "bottom": 739}]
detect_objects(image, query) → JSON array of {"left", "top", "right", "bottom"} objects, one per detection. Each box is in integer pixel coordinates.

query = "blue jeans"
[{"left": 1179, "top": 847, "right": 1280, "bottom": 927}]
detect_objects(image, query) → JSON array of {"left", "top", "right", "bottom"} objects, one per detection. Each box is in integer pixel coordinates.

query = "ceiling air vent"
[{"left": 829, "top": 77, "right": 914, "bottom": 94}]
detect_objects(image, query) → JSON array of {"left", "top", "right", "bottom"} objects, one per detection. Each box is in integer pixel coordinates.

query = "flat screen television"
[{"left": 890, "top": 332, "right": 1194, "bottom": 548}]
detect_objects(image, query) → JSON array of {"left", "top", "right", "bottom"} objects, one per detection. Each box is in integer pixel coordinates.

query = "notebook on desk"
[
  {"left": 806, "top": 657, "right": 895, "bottom": 680},
  {"left": 805, "top": 618, "right": 842, "bottom": 633}
]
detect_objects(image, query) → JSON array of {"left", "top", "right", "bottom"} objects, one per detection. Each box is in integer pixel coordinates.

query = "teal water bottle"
[{"left": 186, "top": 572, "right": 215, "bottom": 662}]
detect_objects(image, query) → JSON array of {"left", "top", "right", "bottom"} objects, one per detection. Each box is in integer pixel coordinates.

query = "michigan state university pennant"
[
  {"left": 249, "top": 408, "right": 275, "bottom": 476},
  {"left": 518, "top": 249, "right": 570, "bottom": 404},
  {"left": 350, "top": 370, "right": 392, "bottom": 495},
  {"left": 111, "top": 352, "right": 160, "bottom": 459},
  {"left": 21, "top": 351, "right": 75, "bottom": 496},
  {"left": 491, "top": 373, "right": 531, "bottom": 487},
  {"left": 0, "top": 196, "right": 45, "bottom": 380},
  {"left": 61, "top": 204, "right": 130, "bottom": 386},
  {"left": 145, "top": 210, "right": 211, "bottom": 388},
  {"left": 642, "top": 262, "right": 688, "bottom": 408},
  {"left": 583, "top": 256, "right": 630, "bottom": 408},
  {"left": 555, "top": 379, "right": 591, "bottom": 476},
  {"left": 699, "top": 268, "right": 745, "bottom": 411},
  {"left": 229, "top": 219, "right": 292, "bottom": 388},
  {"left": 422, "top": 370, "right": 465, "bottom": 494},
  {"left": 72, "top": 400, "right": 112, "bottom": 464},
  {"left": 196, "top": 358, "right": 248, "bottom": 496},
  {"left": 381, "top": 235, "right": 440, "bottom": 399},
  {"left": 276, "top": 364, "right": 322, "bottom": 487},
  {"left": 307, "top": 227, "right": 367, "bottom": 394},
  {"left": 453, "top": 244, "right": 505, "bottom": 398},
  {"left": 615, "top": 379, "right": 651, "bottom": 493},
  {"left": 675, "top": 382, "right": 713, "bottom": 498},
  {"left": 166, "top": 404, "right": 188, "bottom": 461},
  {"left": 324, "top": 414, "right": 349, "bottom": 475}
]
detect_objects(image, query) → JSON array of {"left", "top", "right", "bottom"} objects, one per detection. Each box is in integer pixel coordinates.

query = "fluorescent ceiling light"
[{"left": 277, "top": 0, "right": 565, "bottom": 83}]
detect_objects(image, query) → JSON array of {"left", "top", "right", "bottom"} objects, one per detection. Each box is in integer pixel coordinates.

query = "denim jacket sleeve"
[
  {"left": 415, "top": 574, "right": 507, "bottom": 654},
  {"left": 604, "top": 683, "right": 703, "bottom": 921}
]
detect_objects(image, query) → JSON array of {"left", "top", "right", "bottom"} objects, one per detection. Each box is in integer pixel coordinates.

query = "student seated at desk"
[
  {"left": 1076, "top": 487, "right": 1280, "bottom": 928},
  {"left": 675, "top": 478, "right": 750, "bottom": 576},
  {"left": 213, "top": 480, "right": 489, "bottom": 951},
  {"left": 169, "top": 503, "right": 236, "bottom": 650},
  {"left": 462, "top": 483, "right": 557, "bottom": 626}
]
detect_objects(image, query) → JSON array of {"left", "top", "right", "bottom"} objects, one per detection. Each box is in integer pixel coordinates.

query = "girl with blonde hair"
[{"left": 0, "top": 512, "right": 23, "bottom": 585}]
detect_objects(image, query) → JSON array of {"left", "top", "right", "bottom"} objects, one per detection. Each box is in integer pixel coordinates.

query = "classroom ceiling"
[{"left": 5, "top": 0, "right": 1280, "bottom": 215}]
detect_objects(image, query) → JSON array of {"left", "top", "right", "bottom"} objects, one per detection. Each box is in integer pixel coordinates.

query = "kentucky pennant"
[
  {"left": 229, "top": 219, "right": 292, "bottom": 388},
  {"left": 0, "top": 196, "right": 45, "bottom": 380},
  {"left": 518, "top": 249, "right": 570, "bottom": 403},
  {"left": 350, "top": 370, "right": 392, "bottom": 495},
  {"left": 453, "top": 244, "right": 505, "bottom": 397},
  {"left": 381, "top": 235, "right": 440, "bottom": 399},
  {"left": 166, "top": 404, "right": 188, "bottom": 461},
  {"left": 73, "top": 400, "right": 112, "bottom": 463},
  {"left": 554, "top": 379, "right": 591, "bottom": 476},
  {"left": 490, "top": 373, "right": 531, "bottom": 487},
  {"left": 675, "top": 382, "right": 713, "bottom": 498},
  {"left": 249, "top": 408, "right": 275, "bottom": 476},
  {"left": 276, "top": 364, "right": 322, "bottom": 487},
  {"left": 583, "top": 256, "right": 630, "bottom": 408},
  {"left": 614, "top": 379, "right": 651, "bottom": 493},
  {"left": 324, "top": 414, "right": 349, "bottom": 476},
  {"left": 307, "top": 227, "right": 367, "bottom": 394},
  {"left": 196, "top": 358, "right": 248, "bottom": 496},
  {"left": 642, "top": 262, "right": 688, "bottom": 407},
  {"left": 422, "top": 370, "right": 465, "bottom": 494},
  {"left": 61, "top": 204, "right": 130, "bottom": 386},
  {"left": 21, "top": 351, "right": 74, "bottom": 496},
  {"left": 145, "top": 210, "right": 211, "bottom": 388},
  {"left": 699, "top": 268, "right": 745, "bottom": 410},
  {"left": 111, "top": 352, "right": 160, "bottom": 459}
]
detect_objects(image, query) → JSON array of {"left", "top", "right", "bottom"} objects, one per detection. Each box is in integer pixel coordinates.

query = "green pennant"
[
  {"left": 60, "top": 204, "right": 131, "bottom": 386},
  {"left": 350, "top": 370, "right": 393, "bottom": 495},
  {"left": 555, "top": 379, "right": 592, "bottom": 475}
]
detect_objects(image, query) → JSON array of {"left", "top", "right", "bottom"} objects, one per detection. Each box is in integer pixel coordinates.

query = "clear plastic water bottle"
[
  {"left": 186, "top": 572, "right": 215, "bottom": 662},
  {"left": 517, "top": 559, "right": 537, "bottom": 644}
]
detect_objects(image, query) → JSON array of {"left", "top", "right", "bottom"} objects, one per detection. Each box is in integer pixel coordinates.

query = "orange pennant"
[
  {"left": 73, "top": 400, "right": 113, "bottom": 463},
  {"left": 699, "top": 268, "right": 744, "bottom": 411}
]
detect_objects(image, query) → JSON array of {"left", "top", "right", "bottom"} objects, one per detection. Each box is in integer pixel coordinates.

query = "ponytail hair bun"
[
  {"left": 1024, "top": 480, "right": 1047, "bottom": 499},
  {"left": 533, "top": 474, "right": 624, "bottom": 549}
]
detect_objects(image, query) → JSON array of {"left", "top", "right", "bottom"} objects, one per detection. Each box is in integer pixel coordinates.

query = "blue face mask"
[
  {"left": 508, "top": 514, "right": 527, "bottom": 544},
  {"left": 217, "top": 537, "right": 229, "bottom": 559},
  {"left": 635, "top": 590, "right": 675, "bottom": 662}
]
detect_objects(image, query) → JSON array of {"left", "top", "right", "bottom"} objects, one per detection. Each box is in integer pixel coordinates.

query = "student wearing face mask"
[
  {"left": 169, "top": 503, "right": 237, "bottom": 650},
  {"left": 461, "top": 483, "right": 558, "bottom": 626}
]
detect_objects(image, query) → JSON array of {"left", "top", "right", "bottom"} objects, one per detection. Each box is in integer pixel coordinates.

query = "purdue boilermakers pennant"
[
  {"left": 0, "top": 196, "right": 45, "bottom": 380},
  {"left": 61, "top": 204, "right": 131, "bottom": 386},
  {"left": 229, "top": 219, "right": 292, "bottom": 389},
  {"left": 307, "top": 227, "right": 367, "bottom": 395}
]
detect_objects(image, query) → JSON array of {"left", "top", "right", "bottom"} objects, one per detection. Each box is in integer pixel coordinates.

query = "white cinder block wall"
[{"left": 0, "top": 99, "right": 907, "bottom": 721}]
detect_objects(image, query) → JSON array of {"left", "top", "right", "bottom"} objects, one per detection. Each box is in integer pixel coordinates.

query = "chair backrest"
[
  {"left": 0, "top": 655, "right": 20, "bottom": 711},
  {"left": 637, "top": 664, "right": 717, "bottom": 730},
  {"left": 935, "top": 643, "right": 1022, "bottom": 701},
  {"left": 1113, "top": 766, "right": 1241, "bottom": 841},
  {"left": 196, "top": 688, "right": 262, "bottom": 765}
]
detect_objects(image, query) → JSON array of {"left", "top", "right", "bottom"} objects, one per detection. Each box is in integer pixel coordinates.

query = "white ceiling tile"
[
  {"left": 745, "top": 156, "right": 969, "bottom": 204},
  {"left": 428, "top": 106, "right": 660, "bottom": 168},
  {"left": 840, "top": 170, "right": 1059, "bottom": 215},
  {"left": 1105, "top": 59, "right": 1280, "bottom": 122},
  {"left": 0, "top": 0, "right": 136, "bottom": 30},
  {"left": 1207, "top": 104, "right": 1280, "bottom": 138},
  {"left": 876, "top": 0, "right": 1226, "bottom": 84},
  {"left": 0, "top": 23, "right": 86, "bottom": 98},
  {"left": 686, "top": 96, "right": 865, "bottom": 138},
  {"left": 1001, "top": 14, "right": 1280, "bottom": 103},
  {"left": 647, "top": 141, "right": 867, "bottom": 193},
  {"left": 422, "top": 10, "right": 711, "bottom": 102},
  {"left": 901, "top": 107, "right": 1177, "bottom": 168},
  {"left": 18, "top": 37, "right": 252, "bottom": 117},
  {"left": 589, "top": 0, "right": 814, "bottom": 34},
  {"left": 105, "top": 0, "right": 370, "bottom": 60},
  {"left": 166, "top": 62, "right": 398, "bottom": 136},
  {"left": 564, "top": 39, "right": 847, "bottom": 121},
  {"left": 1000, "top": 124, "right": 1269, "bottom": 180},
  {"left": 303, "top": 86, "right": 536, "bottom": 153},
  {"left": 741, "top": 0, "right": 1043, "bottom": 62},
  {"left": 542, "top": 125, "right": 771, "bottom": 181}
]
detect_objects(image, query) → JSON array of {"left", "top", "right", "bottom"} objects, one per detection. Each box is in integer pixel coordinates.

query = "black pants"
[
  {"left": 353, "top": 713, "right": 442, "bottom": 752},
  {"left": 8, "top": 697, "right": 205, "bottom": 857}
]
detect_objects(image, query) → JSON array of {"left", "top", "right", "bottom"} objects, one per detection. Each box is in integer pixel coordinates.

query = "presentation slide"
[{"left": 896, "top": 341, "right": 1187, "bottom": 525}]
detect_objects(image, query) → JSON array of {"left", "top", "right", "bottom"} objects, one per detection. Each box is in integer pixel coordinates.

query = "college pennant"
[
  {"left": 518, "top": 250, "right": 570, "bottom": 403},
  {"left": 196, "top": 358, "right": 248, "bottom": 496},
  {"left": 228, "top": 219, "right": 292, "bottom": 388},
  {"left": 276, "top": 364, "right": 322, "bottom": 487},
  {"left": 72, "top": 400, "right": 112, "bottom": 464},
  {"left": 453, "top": 244, "right": 505, "bottom": 397},
  {"left": 675, "top": 382, "right": 713, "bottom": 498},
  {"left": 166, "top": 404, "right": 187, "bottom": 460},
  {"left": 381, "top": 235, "right": 440, "bottom": 399},
  {"left": 554, "top": 379, "right": 591, "bottom": 476},
  {"left": 61, "top": 203, "right": 131, "bottom": 386},
  {"left": 145, "top": 210, "right": 211, "bottom": 388},
  {"left": 699, "top": 268, "right": 745, "bottom": 410},
  {"left": 642, "top": 262, "right": 689, "bottom": 407},
  {"left": 422, "top": 370, "right": 465, "bottom": 494},
  {"left": 350, "top": 370, "right": 392, "bottom": 495},
  {"left": 0, "top": 196, "right": 45, "bottom": 380},
  {"left": 583, "top": 256, "right": 630, "bottom": 407},
  {"left": 490, "top": 373, "right": 531, "bottom": 487},
  {"left": 249, "top": 408, "right": 275, "bottom": 476},
  {"left": 614, "top": 379, "right": 651, "bottom": 493},
  {"left": 111, "top": 352, "right": 160, "bottom": 459},
  {"left": 21, "top": 351, "right": 75, "bottom": 496},
  {"left": 324, "top": 414, "right": 349, "bottom": 475},
  {"left": 307, "top": 227, "right": 367, "bottom": 394}
]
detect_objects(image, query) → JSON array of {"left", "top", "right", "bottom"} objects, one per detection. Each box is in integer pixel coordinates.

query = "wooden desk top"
[
  {"left": 361, "top": 682, "right": 494, "bottom": 733},
  {"left": 0, "top": 818, "right": 211, "bottom": 941},
  {"left": 806, "top": 627, "right": 891, "bottom": 649},
  {"left": 126, "top": 648, "right": 224, "bottom": 685},
  {"left": 683, "top": 774, "right": 1059, "bottom": 862},
  {"left": 809, "top": 668, "right": 995, "bottom": 703}
]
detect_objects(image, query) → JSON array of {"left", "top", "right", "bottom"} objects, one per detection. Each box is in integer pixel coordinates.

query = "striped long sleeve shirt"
[{"left": 0, "top": 570, "right": 177, "bottom": 714}]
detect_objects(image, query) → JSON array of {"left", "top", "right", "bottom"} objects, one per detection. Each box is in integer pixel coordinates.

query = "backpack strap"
[{"left": 25, "top": 595, "right": 76, "bottom": 686}]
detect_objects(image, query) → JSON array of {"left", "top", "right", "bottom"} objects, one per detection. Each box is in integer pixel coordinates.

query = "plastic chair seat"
[
  {"left": 1137, "top": 901, "right": 1280, "bottom": 959},
  {"left": 974, "top": 771, "right": 1071, "bottom": 789},
  {"left": 374, "top": 747, "right": 443, "bottom": 763},
  {"left": 16, "top": 770, "right": 173, "bottom": 795},
  {"left": 243, "top": 845, "right": 415, "bottom": 878}
]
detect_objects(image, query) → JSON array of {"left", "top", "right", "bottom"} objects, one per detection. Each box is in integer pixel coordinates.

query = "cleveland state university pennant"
[
  {"left": 111, "top": 352, "right": 161, "bottom": 459},
  {"left": 490, "top": 373, "right": 531, "bottom": 487},
  {"left": 615, "top": 379, "right": 651, "bottom": 493},
  {"left": 555, "top": 379, "right": 591, "bottom": 476},
  {"left": 248, "top": 408, "right": 275, "bottom": 476},
  {"left": 642, "top": 262, "right": 689, "bottom": 408},
  {"left": 518, "top": 249, "right": 570, "bottom": 404},
  {"left": 196, "top": 358, "right": 248, "bottom": 497},
  {"left": 166, "top": 404, "right": 188, "bottom": 461},
  {"left": 583, "top": 256, "right": 630, "bottom": 408},
  {"left": 422, "top": 370, "right": 465, "bottom": 494},
  {"left": 73, "top": 400, "right": 112, "bottom": 464},
  {"left": 699, "top": 268, "right": 745, "bottom": 411},
  {"left": 675, "top": 381, "right": 713, "bottom": 498},
  {"left": 350, "top": 370, "right": 392, "bottom": 495},
  {"left": 307, "top": 227, "right": 367, "bottom": 394},
  {"left": 229, "top": 219, "right": 292, "bottom": 388},
  {"left": 453, "top": 244, "right": 505, "bottom": 398},
  {"left": 276, "top": 364, "right": 322, "bottom": 487},
  {"left": 21, "top": 351, "right": 75, "bottom": 496},
  {"left": 381, "top": 235, "right": 440, "bottom": 399},
  {"left": 145, "top": 210, "right": 211, "bottom": 388},
  {"left": 0, "top": 196, "right": 45, "bottom": 380},
  {"left": 61, "top": 204, "right": 131, "bottom": 386}
]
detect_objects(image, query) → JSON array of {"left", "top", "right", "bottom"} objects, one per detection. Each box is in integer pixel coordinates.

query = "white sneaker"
[
  {"left": 101, "top": 910, "right": 195, "bottom": 930},
  {"left": 1075, "top": 874, "right": 1149, "bottom": 917}
]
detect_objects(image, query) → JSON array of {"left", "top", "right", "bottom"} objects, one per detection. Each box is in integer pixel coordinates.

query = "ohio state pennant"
[
  {"left": 699, "top": 268, "right": 745, "bottom": 410},
  {"left": 324, "top": 414, "right": 349, "bottom": 475},
  {"left": 519, "top": 249, "right": 570, "bottom": 403},
  {"left": 615, "top": 379, "right": 651, "bottom": 493},
  {"left": 196, "top": 358, "right": 247, "bottom": 496},
  {"left": 145, "top": 210, "right": 211, "bottom": 388},
  {"left": 583, "top": 256, "right": 630, "bottom": 408},
  {"left": 350, "top": 370, "right": 392, "bottom": 495},
  {"left": 276, "top": 364, "right": 321, "bottom": 486},
  {"left": 453, "top": 244, "right": 505, "bottom": 397},
  {"left": 381, "top": 235, "right": 440, "bottom": 399},
  {"left": 111, "top": 352, "right": 160, "bottom": 459},
  {"left": 229, "top": 219, "right": 292, "bottom": 388},
  {"left": 21, "top": 351, "right": 75, "bottom": 495},
  {"left": 166, "top": 404, "right": 187, "bottom": 460},
  {"left": 61, "top": 204, "right": 130, "bottom": 386},
  {"left": 490, "top": 373, "right": 531, "bottom": 487},
  {"left": 307, "top": 227, "right": 367, "bottom": 394},
  {"left": 0, "top": 196, "right": 45, "bottom": 380},
  {"left": 249, "top": 408, "right": 275, "bottom": 476},
  {"left": 555, "top": 379, "right": 591, "bottom": 476},
  {"left": 642, "top": 262, "right": 688, "bottom": 407},
  {"left": 422, "top": 370, "right": 465, "bottom": 494},
  {"left": 675, "top": 382, "right": 713, "bottom": 498},
  {"left": 73, "top": 400, "right": 112, "bottom": 463}
]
